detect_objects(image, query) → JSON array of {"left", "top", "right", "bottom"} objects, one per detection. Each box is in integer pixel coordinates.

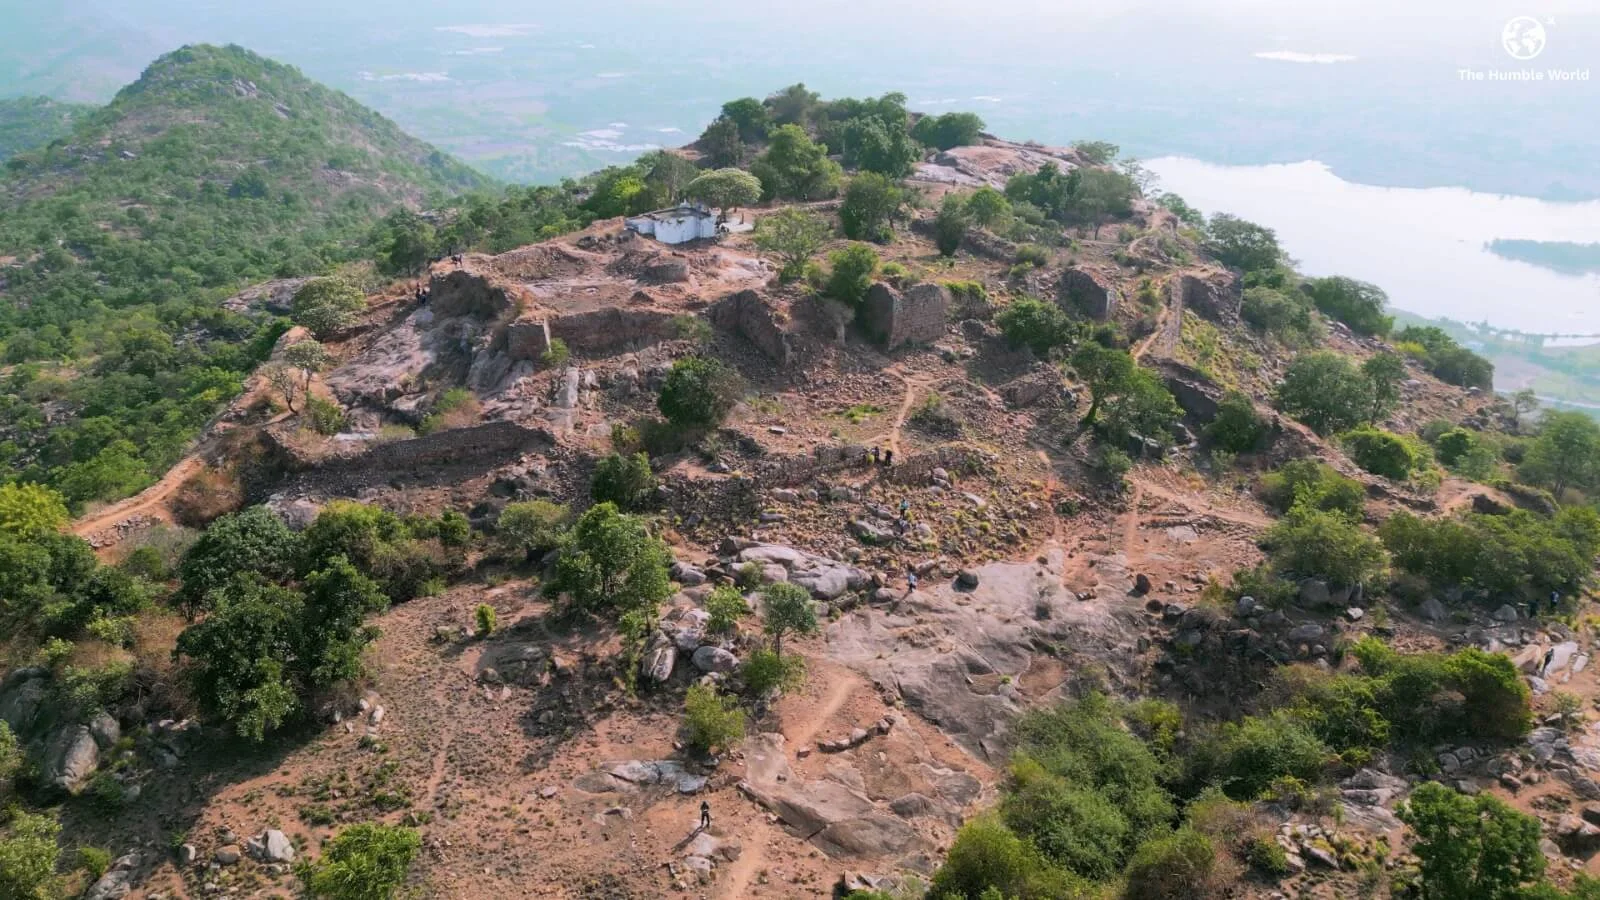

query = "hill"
[
  {"left": 0, "top": 96, "right": 95, "bottom": 159},
  {"left": 0, "top": 44, "right": 490, "bottom": 509},
  {"left": 3, "top": 83, "right": 1600, "bottom": 900}
]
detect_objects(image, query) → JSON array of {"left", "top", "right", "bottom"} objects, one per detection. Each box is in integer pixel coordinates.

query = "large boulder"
[
  {"left": 641, "top": 635, "right": 676, "bottom": 684},
  {"left": 84, "top": 852, "right": 142, "bottom": 900},
  {"left": 44, "top": 725, "right": 100, "bottom": 794},
  {"left": 691, "top": 646, "right": 739, "bottom": 674},
  {"left": 1171, "top": 271, "right": 1242, "bottom": 322},
  {"left": 247, "top": 829, "right": 296, "bottom": 863},
  {"left": 0, "top": 668, "right": 49, "bottom": 733}
]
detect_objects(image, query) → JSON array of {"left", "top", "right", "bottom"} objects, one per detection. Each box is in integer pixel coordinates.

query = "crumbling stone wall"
[
  {"left": 429, "top": 270, "right": 523, "bottom": 320},
  {"left": 861, "top": 282, "right": 950, "bottom": 349},
  {"left": 1058, "top": 268, "right": 1120, "bottom": 321},
  {"left": 547, "top": 308, "right": 680, "bottom": 355},
  {"left": 1171, "top": 271, "right": 1242, "bottom": 323},
  {"left": 708, "top": 290, "right": 793, "bottom": 366}
]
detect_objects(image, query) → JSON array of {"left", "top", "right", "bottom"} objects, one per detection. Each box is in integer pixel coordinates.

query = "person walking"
[
  {"left": 700, "top": 801, "right": 711, "bottom": 830},
  {"left": 883, "top": 449, "right": 894, "bottom": 467},
  {"left": 1551, "top": 590, "right": 1562, "bottom": 615},
  {"left": 906, "top": 566, "right": 919, "bottom": 596},
  {"left": 871, "top": 446, "right": 881, "bottom": 464}
]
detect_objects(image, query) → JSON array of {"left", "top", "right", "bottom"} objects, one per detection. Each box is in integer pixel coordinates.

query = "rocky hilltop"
[{"left": 2, "top": 82, "right": 1596, "bottom": 900}]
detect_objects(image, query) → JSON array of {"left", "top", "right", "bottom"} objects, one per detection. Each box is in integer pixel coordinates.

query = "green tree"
[
  {"left": 1511, "top": 389, "right": 1540, "bottom": 433},
  {"left": 996, "top": 297, "right": 1077, "bottom": 358},
  {"left": 911, "top": 111, "right": 986, "bottom": 150},
  {"left": 292, "top": 278, "right": 367, "bottom": 339},
  {"left": 1204, "top": 214, "right": 1281, "bottom": 273},
  {"left": 658, "top": 357, "right": 742, "bottom": 430},
  {"left": 697, "top": 117, "right": 742, "bottom": 168},
  {"left": 544, "top": 502, "right": 672, "bottom": 620},
  {"left": 1070, "top": 168, "right": 1138, "bottom": 238},
  {"left": 375, "top": 208, "right": 436, "bottom": 276},
  {"left": 765, "top": 83, "right": 820, "bottom": 126},
  {"left": 749, "top": 124, "right": 842, "bottom": 201},
  {"left": 1156, "top": 192, "right": 1205, "bottom": 227},
  {"left": 1361, "top": 352, "right": 1406, "bottom": 422},
  {"left": 1398, "top": 782, "right": 1545, "bottom": 900},
  {"left": 582, "top": 166, "right": 651, "bottom": 218},
  {"left": 176, "top": 506, "right": 301, "bottom": 612},
  {"left": 174, "top": 575, "right": 307, "bottom": 739},
  {"left": 761, "top": 581, "right": 818, "bottom": 656},
  {"left": 743, "top": 647, "right": 806, "bottom": 696},
  {"left": 1263, "top": 505, "right": 1388, "bottom": 587},
  {"left": 719, "top": 97, "right": 771, "bottom": 143},
  {"left": 300, "top": 823, "right": 421, "bottom": 900},
  {"left": 935, "top": 193, "right": 969, "bottom": 256},
  {"left": 637, "top": 150, "right": 701, "bottom": 206},
  {"left": 825, "top": 243, "right": 880, "bottom": 307},
  {"left": 1275, "top": 351, "right": 1376, "bottom": 435},
  {"left": 1074, "top": 140, "right": 1120, "bottom": 165},
  {"left": 752, "top": 208, "right": 831, "bottom": 280},
  {"left": 0, "top": 808, "right": 61, "bottom": 900},
  {"left": 591, "top": 452, "right": 657, "bottom": 511},
  {"left": 1099, "top": 369, "right": 1182, "bottom": 450},
  {"left": 685, "top": 168, "right": 762, "bottom": 212},
  {"left": 841, "top": 116, "right": 919, "bottom": 178},
  {"left": 1205, "top": 391, "right": 1267, "bottom": 454},
  {"left": 0, "top": 482, "right": 69, "bottom": 538},
  {"left": 1241, "top": 286, "right": 1315, "bottom": 342},
  {"left": 964, "top": 186, "right": 1012, "bottom": 228},
  {"left": 1520, "top": 411, "right": 1600, "bottom": 496},
  {"left": 300, "top": 556, "right": 389, "bottom": 686},
  {"left": 1306, "top": 276, "right": 1394, "bottom": 337},
  {"left": 1071, "top": 343, "right": 1150, "bottom": 430},
  {"left": 930, "top": 816, "right": 1074, "bottom": 900},
  {"left": 839, "top": 173, "right": 907, "bottom": 242}
]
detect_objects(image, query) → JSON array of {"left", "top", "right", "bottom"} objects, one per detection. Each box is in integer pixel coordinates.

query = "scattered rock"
[
  {"left": 85, "top": 852, "right": 142, "bottom": 900},
  {"left": 955, "top": 569, "right": 980, "bottom": 589},
  {"left": 247, "top": 829, "right": 296, "bottom": 863},
  {"left": 1493, "top": 604, "right": 1521, "bottom": 623},
  {"left": 1133, "top": 574, "right": 1153, "bottom": 595},
  {"left": 1418, "top": 597, "right": 1447, "bottom": 622},
  {"left": 691, "top": 646, "right": 739, "bottom": 674},
  {"left": 215, "top": 847, "right": 241, "bottom": 865}
]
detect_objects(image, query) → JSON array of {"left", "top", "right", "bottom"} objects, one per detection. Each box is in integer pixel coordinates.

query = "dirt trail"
[
  {"left": 70, "top": 374, "right": 279, "bottom": 545},
  {"left": 70, "top": 455, "right": 206, "bottom": 539},
  {"left": 716, "top": 840, "right": 767, "bottom": 899},
  {"left": 784, "top": 671, "right": 861, "bottom": 750},
  {"left": 874, "top": 368, "right": 922, "bottom": 457},
  {"left": 1127, "top": 470, "right": 1276, "bottom": 530},
  {"left": 1134, "top": 275, "right": 1181, "bottom": 362}
]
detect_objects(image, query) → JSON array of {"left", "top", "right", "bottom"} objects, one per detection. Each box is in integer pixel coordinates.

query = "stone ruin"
[
  {"left": 861, "top": 281, "right": 950, "bottom": 350},
  {"left": 1170, "top": 270, "right": 1242, "bottom": 323},
  {"left": 1057, "top": 267, "right": 1120, "bottom": 320}
]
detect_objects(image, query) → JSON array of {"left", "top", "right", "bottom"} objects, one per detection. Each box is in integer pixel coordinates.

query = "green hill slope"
[
  {"left": 0, "top": 44, "right": 491, "bottom": 509},
  {"left": 0, "top": 96, "right": 96, "bottom": 160}
]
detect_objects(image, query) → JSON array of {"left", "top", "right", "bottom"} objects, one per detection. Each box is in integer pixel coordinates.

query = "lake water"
[{"left": 1145, "top": 158, "right": 1600, "bottom": 335}]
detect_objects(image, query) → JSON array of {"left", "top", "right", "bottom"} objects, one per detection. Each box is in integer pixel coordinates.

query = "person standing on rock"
[
  {"left": 906, "top": 566, "right": 919, "bottom": 596},
  {"left": 700, "top": 800, "right": 711, "bottom": 830}
]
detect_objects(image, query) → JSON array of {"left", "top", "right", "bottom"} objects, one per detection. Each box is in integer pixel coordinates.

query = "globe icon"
[{"left": 1502, "top": 16, "right": 1547, "bottom": 60}]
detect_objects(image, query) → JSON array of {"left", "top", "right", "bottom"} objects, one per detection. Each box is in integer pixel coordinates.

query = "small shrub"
[
  {"left": 704, "top": 586, "right": 748, "bottom": 635},
  {"left": 1015, "top": 243, "right": 1050, "bottom": 268},
  {"left": 493, "top": 500, "right": 568, "bottom": 560},
  {"left": 591, "top": 452, "right": 657, "bottom": 511},
  {"left": 743, "top": 648, "right": 805, "bottom": 696},
  {"left": 77, "top": 846, "right": 112, "bottom": 880},
  {"left": 1342, "top": 426, "right": 1426, "bottom": 480},
  {"left": 683, "top": 684, "right": 745, "bottom": 754},
  {"left": 1094, "top": 446, "right": 1133, "bottom": 483},
  {"left": 879, "top": 261, "right": 911, "bottom": 287},
  {"left": 1123, "top": 828, "right": 1217, "bottom": 900},
  {"left": 1243, "top": 834, "right": 1292, "bottom": 877},
  {"left": 1258, "top": 460, "right": 1365, "bottom": 517},
  {"left": 474, "top": 604, "right": 496, "bottom": 638},
  {"left": 1206, "top": 391, "right": 1267, "bottom": 454},
  {"left": 908, "top": 394, "right": 963, "bottom": 437},
  {"left": 299, "top": 823, "right": 421, "bottom": 900},
  {"left": 1262, "top": 505, "right": 1388, "bottom": 587},
  {"left": 305, "top": 396, "right": 347, "bottom": 436},
  {"left": 540, "top": 338, "right": 570, "bottom": 368}
]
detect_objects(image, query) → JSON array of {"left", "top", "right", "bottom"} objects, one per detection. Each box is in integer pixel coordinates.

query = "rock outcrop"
[
  {"left": 1058, "top": 268, "right": 1120, "bottom": 321},
  {"left": 1170, "top": 270, "right": 1242, "bottom": 323}
]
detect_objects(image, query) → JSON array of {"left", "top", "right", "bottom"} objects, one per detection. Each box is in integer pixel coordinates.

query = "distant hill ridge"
[
  {"left": 0, "top": 44, "right": 493, "bottom": 510},
  {"left": 0, "top": 96, "right": 95, "bottom": 160}
]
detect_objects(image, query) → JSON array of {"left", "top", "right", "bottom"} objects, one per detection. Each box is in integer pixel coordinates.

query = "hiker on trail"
[
  {"left": 1529, "top": 598, "right": 1541, "bottom": 621},
  {"left": 906, "top": 566, "right": 919, "bottom": 595},
  {"left": 1543, "top": 647, "right": 1556, "bottom": 676},
  {"left": 700, "top": 801, "right": 711, "bottom": 830},
  {"left": 883, "top": 449, "right": 894, "bottom": 467},
  {"left": 1551, "top": 590, "right": 1562, "bottom": 615},
  {"left": 871, "top": 446, "right": 881, "bottom": 464},
  {"left": 899, "top": 499, "right": 910, "bottom": 519}
]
